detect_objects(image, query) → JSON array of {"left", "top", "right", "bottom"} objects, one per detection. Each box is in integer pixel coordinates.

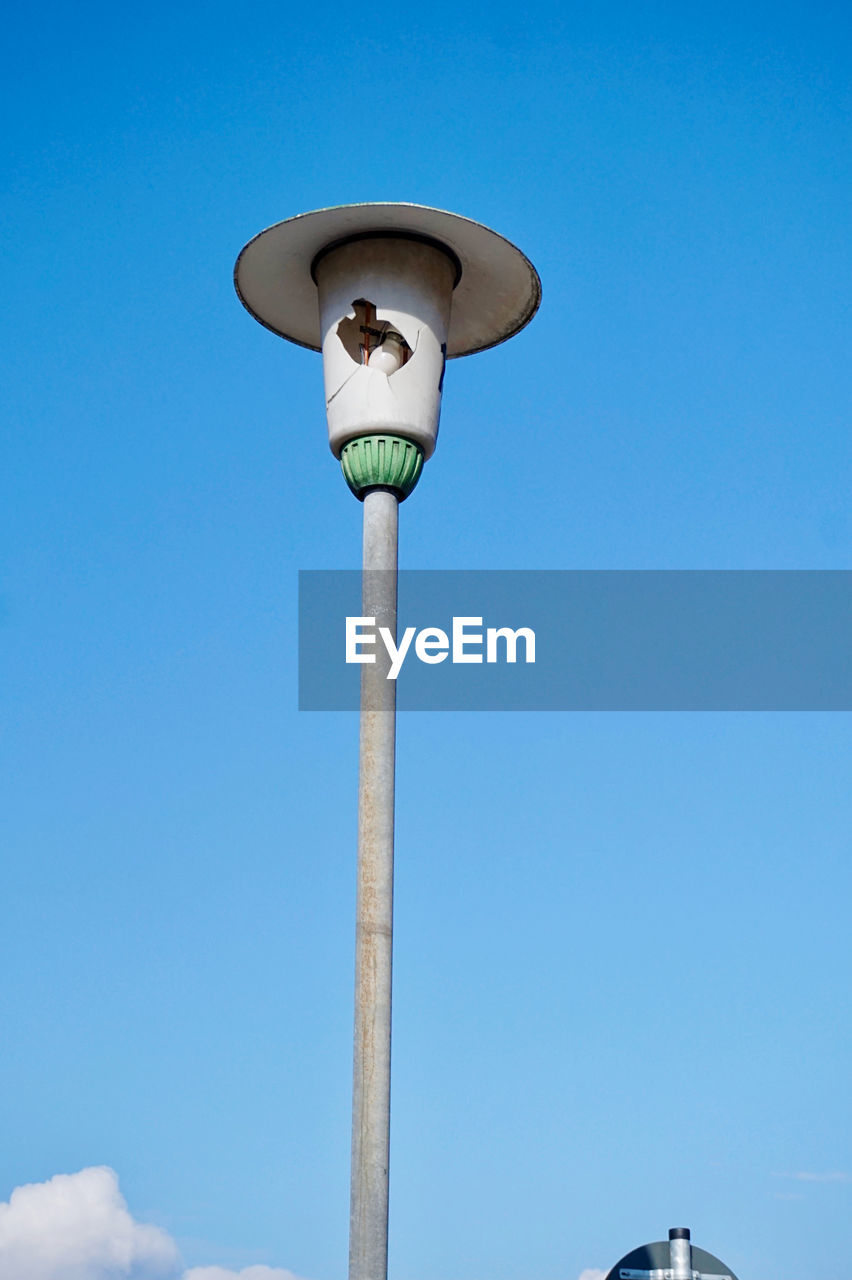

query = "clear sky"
[{"left": 2, "top": 2, "right": 851, "bottom": 1279}]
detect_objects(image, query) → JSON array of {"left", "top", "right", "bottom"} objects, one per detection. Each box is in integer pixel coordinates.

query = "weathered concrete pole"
[{"left": 349, "top": 484, "right": 399, "bottom": 1280}]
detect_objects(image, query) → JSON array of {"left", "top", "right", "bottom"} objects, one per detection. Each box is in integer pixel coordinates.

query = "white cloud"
[
  {"left": 0, "top": 1167, "right": 305, "bottom": 1280},
  {"left": 0, "top": 1166, "right": 179, "bottom": 1280},
  {"left": 183, "top": 1270, "right": 301, "bottom": 1280},
  {"left": 792, "top": 1171, "right": 850, "bottom": 1183},
  {"left": 772, "top": 1170, "right": 850, "bottom": 1184},
  {"left": 578, "top": 1270, "right": 608, "bottom": 1280}
]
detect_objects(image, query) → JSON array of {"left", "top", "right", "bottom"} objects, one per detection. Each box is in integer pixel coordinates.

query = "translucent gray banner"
[{"left": 298, "top": 571, "right": 852, "bottom": 710}]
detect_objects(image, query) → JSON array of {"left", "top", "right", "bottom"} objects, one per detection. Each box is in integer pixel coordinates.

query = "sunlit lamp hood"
[{"left": 234, "top": 202, "right": 540, "bottom": 497}]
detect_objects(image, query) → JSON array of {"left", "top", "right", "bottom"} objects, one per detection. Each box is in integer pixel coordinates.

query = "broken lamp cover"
[{"left": 314, "top": 235, "right": 456, "bottom": 462}]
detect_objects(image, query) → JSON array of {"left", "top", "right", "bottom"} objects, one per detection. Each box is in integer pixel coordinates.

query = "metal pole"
[
  {"left": 669, "top": 1229, "right": 693, "bottom": 1280},
  {"left": 349, "top": 485, "right": 399, "bottom": 1280}
]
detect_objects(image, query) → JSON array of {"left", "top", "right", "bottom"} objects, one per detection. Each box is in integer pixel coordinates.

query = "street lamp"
[{"left": 234, "top": 203, "right": 540, "bottom": 1280}]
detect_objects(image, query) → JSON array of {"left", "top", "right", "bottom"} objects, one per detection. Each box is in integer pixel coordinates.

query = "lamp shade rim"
[{"left": 233, "top": 202, "right": 541, "bottom": 358}]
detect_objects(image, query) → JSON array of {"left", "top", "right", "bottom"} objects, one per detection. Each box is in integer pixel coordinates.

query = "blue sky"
[{"left": 2, "top": 2, "right": 851, "bottom": 1279}]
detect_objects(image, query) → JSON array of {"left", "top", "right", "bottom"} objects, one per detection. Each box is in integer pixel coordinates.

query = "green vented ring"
[{"left": 340, "top": 435, "right": 425, "bottom": 501}]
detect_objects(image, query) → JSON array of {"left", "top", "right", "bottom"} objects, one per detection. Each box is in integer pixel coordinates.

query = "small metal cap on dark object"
[{"left": 669, "top": 1229, "right": 691, "bottom": 1241}]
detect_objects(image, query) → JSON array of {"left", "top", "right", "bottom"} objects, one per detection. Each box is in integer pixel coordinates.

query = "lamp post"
[{"left": 234, "top": 203, "right": 540, "bottom": 1280}]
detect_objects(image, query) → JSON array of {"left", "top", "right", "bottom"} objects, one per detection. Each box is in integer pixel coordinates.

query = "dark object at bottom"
[{"left": 605, "top": 1227, "right": 739, "bottom": 1280}]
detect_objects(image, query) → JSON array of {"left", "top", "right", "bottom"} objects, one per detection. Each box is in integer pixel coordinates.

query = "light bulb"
[{"left": 369, "top": 334, "right": 405, "bottom": 375}]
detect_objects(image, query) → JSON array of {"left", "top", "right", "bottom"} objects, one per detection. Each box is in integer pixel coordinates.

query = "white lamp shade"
[{"left": 234, "top": 203, "right": 541, "bottom": 461}]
